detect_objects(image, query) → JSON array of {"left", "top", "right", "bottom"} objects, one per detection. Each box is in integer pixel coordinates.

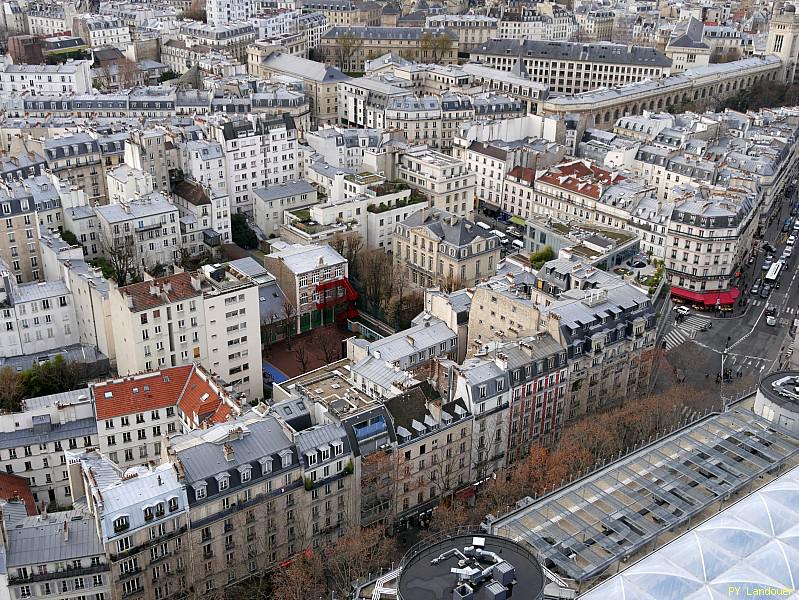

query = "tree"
[
  {"left": 100, "top": 229, "right": 139, "bottom": 286},
  {"left": 356, "top": 249, "right": 395, "bottom": 311},
  {"left": 231, "top": 214, "right": 258, "bottom": 249},
  {"left": 270, "top": 552, "right": 325, "bottom": 600},
  {"left": 20, "top": 355, "right": 82, "bottom": 399},
  {"left": 282, "top": 298, "right": 297, "bottom": 350},
  {"left": 441, "top": 273, "right": 466, "bottom": 293},
  {"left": 294, "top": 344, "right": 311, "bottom": 373},
  {"left": 0, "top": 366, "right": 24, "bottom": 413},
  {"left": 261, "top": 313, "right": 280, "bottom": 356},
  {"left": 323, "top": 527, "right": 399, "bottom": 599},
  {"left": 159, "top": 70, "right": 179, "bottom": 82},
  {"left": 333, "top": 30, "right": 363, "bottom": 72},
  {"left": 530, "top": 245, "right": 554, "bottom": 269},
  {"left": 420, "top": 32, "right": 453, "bottom": 64},
  {"left": 387, "top": 289, "right": 424, "bottom": 330},
  {"left": 60, "top": 229, "right": 79, "bottom": 246},
  {"left": 318, "top": 327, "right": 341, "bottom": 364}
]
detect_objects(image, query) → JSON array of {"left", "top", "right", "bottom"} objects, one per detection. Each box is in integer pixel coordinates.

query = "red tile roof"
[
  {"left": 536, "top": 160, "right": 623, "bottom": 200},
  {"left": 118, "top": 272, "right": 202, "bottom": 313},
  {"left": 507, "top": 166, "right": 536, "bottom": 184},
  {"left": 93, "top": 364, "right": 239, "bottom": 426},
  {"left": 94, "top": 365, "right": 194, "bottom": 420},
  {"left": 0, "top": 472, "right": 38, "bottom": 515},
  {"left": 177, "top": 367, "right": 234, "bottom": 426}
]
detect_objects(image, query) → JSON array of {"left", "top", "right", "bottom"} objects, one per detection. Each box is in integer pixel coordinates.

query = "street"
[{"left": 660, "top": 185, "right": 799, "bottom": 406}]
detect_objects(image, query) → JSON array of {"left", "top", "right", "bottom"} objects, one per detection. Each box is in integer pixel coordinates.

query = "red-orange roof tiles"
[
  {"left": 177, "top": 368, "right": 230, "bottom": 425},
  {"left": 94, "top": 365, "right": 194, "bottom": 420},
  {"left": 0, "top": 472, "right": 38, "bottom": 515},
  {"left": 536, "top": 160, "right": 624, "bottom": 200},
  {"left": 118, "top": 272, "right": 201, "bottom": 313}
]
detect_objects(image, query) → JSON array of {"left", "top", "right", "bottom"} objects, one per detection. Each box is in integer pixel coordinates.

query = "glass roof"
[
  {"left": 488, "top": 407, "right": 799, "bottom": 584},
  {"left": 579, "top": 463, "right": 799, "bottom": 600}
]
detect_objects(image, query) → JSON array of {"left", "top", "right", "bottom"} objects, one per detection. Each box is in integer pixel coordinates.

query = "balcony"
[{"left": 10, "top": 564, "right": 110, "bottom": 584}]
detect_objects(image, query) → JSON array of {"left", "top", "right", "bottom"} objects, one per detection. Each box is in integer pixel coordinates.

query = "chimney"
[
  {"left": 190, "top": 275, "right": 202, "bottom": 291},
  {"left": 157, "top": 475, "right": 163, "bottom": 486},
  {"left": 162, "top": 282, "right": 172, "bottom": 294},
  {"left": 223, "top": 442, "right": 235, "bottom": 462},
  {"left": 149, "top": 284, "right": 160, "bottom": 296}
]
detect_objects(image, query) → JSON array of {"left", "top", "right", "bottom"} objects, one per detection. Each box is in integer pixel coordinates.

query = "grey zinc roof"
[
  {"left": 362, "top": 319, "right": 455, "bottom": 362},
  {"left": 0, "top": 417, "right": 97, "bottom": 451},
  {"left": 263, "top": 53, "right": 351, "bottom": 83},
  {"left": 6, "top": 510, "right": 105, "bottom": 567},
  {"left": 323, "top": 26, "right": 457, "bottom": 41},
  {"left": 472, "top": 40, "right": 671, "bottom": 67},
  {"left": 267, "top": 243, "right": 345, "bottom": 274},
  {"left": 94, "top": 194, "right": 176, "bottom": 223},
  {"left": 401, "top": 209, "right": 497, "bottom": 248},
  {"left": 295, "top": 423, "right": 346, "bottom": 456},
  {"left": 13, "top": 280, "right": 70, "bottom": 304},
  {"left": 254, "top": 180, "right": 316, "bottom": 202},
  {"left": 173, "top": 417, "right": 293, "bottom": 483}
]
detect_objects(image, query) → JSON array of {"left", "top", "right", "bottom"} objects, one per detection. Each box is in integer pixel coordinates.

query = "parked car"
[
  {"left": 760, "top": 284, "right": 772, "bottom": 298},
  {"left": 788, "top": 236, "right": 796, "bottom": 246},
  {"left": 674, "top": 305, "right": 690, "bottom": 316},
  {"left": 763, "top": 242, "right": 778, "bottom": 254},
  {"left": 767, "top": 314, "right": 778, "bottom": 326},
  {"left": 751, "top": 281, "right": 761, "bottom": 295}
]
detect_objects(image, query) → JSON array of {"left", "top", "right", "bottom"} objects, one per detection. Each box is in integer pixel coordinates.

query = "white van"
[
  {"left": 512, "top": 239, "right": 525, "bottom": 250},
  {"left": 492, "top": 229, "right": 509, "bottom": 243},
  {"left": 476, "top": 221, "right": 491, "bottom": 231}
]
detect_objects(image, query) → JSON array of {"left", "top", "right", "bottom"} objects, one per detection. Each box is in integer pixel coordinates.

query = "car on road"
[
  {"left": 760, "top": 284, "right": 772, "bottom": 298},
  {"left": 674, "top": 305, "right": 690, "bottom": 316},
  {"left": 751, "top": 282, "right": 760, "bottom": 295},
  {"left": 763, "top": 242, "right": 778, "bottom": 254},
  {"left": 767, "top": 314, "right": 778, "bottom": 326},
  {"left": 789, "top": 236, "right": 797, "bottom": 246},
  {"left": 763, "top": 256, "right": 774, "bottom": 270}
]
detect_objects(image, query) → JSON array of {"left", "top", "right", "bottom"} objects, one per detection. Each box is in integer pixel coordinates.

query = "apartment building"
[
  {"left": 253, "top": 180, "right": 318, "bottom": 236},
  {"left": 207, "top": 0, "right": 253, "bottom": 26},
  {"left": 504, "top": 160, "right": 632, "bottom": 227},
  {"left": 94, "top": 194, "right": 182, "bottom": 275},
  {"left": 304, "top": 127, "right": 385, "bottom": 169},
  {"left": 425, "top": 14, "right": 497, "bottom": 50},
  {"left": 0, "top": 61, "right": 93, "bottom": 95},
  {"left": 254, "top": 52, "right": 350, "bottom": 127},
  {"left": 393, "top": 209, "right": 500, "bottom": 289},
  {"left": 3, "top": 509, "right": 113, "bottom": 600},
  {"left": 397, "top": 148, "right": 475, "bottom": 219},
  {"left": 457, "top": 139, "right": 566, "bottom": 211},
  {"left": 106, "top": 164, "right": 155, "bottom": 203},
  {"left": 26, "top": 6, "right": 66, "bottom": 36},
  {"left": 264, "top": 241, "right": 354, "bottom": 333},
  {"left": 321, "top": 27, "right": 459, "bottom": 72},
  {"left": 384, "top": 93, "right": 474, "bottom": 151},
  {"left": 68, "top": 451, "right": 191, "bottom": 600},
  {"left": 124, "top": 128, "right": 175, "bottom": 195},
  {"left": 178, "top": 21, "right": 257, "bottom": 64},
  {"left": 496, "top": 4, "right": 578, "bottom": 41},
  {"left": 110, "top": 271, "right": 207, "bottom": 376},
  {"left": 71, "top": 14, "right": 132, "bottom": 49},
  {"left": 167, "top": 411, "right": 358, "bottom": 592},
  {"left": 181, "top": 139, "right": 227, "bottom": 193},
  {"left": 0, "top": 276, "right": 79, "bottom": 358},
  {"left": 300, "top": 0, "right": 380, "bottom": 26},
  {"left": 337, "top": 77, "right": 411, "bottom": 130},
  {"left": 574, "top": 7, "right": 615, "bottom": 41},
  {"left": 0, "top": 388, "right": 97, "bottom": 508},
  {"left": 0, "top": 186, "right": 43, "bottom": 283},
  {"left": 29, "top": 133, "right": 107, "bottom": 205},
  {"left": 386, "top": 382, "right": 473, "bottom": 526},
  {"left": 470, "top": 40, "right": 672, "bottom": 95},
  {"left": 348, "top": 316, "right": 458, "bottom": 400},
  {"left": 92, "top": 364, "right": 241, "bottom": 469},
  {"left": 208, "top": 114, "right": 299, "bottom": 216},
  {"left": 171, "top": 178, "right": 232, "bottom": 251},
  {"left": 665, "top": 186, "right": 756, "bottom": 300},
  {"left": 110, "top": 266, "right": 264, "bottom": 401}
]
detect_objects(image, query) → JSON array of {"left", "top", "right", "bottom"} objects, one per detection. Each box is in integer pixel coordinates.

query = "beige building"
[
  {"left": 301, "top": 0, "right": 381, "bottom": 26},
  {"left": 320, "top": 26, "right": 459, "bottom": 72},
  {"left": 0, "top": 183, "right": 44, "bottom": 283},
  {"left": 575, "top": 8, "right": 614, "bottom": 41},
  {"left": 28, "top": 132, "right": 108, "bottom": 205},
  {"left": 253, "top": 52, "right": 350, "bottom": 127},
  {"left": 387, "top": 383, "right": 473, "bottom": 525},
  {"left": 393, "top": 209, "right": 501, "bottom": 289},
  {"left": 398, "top": 147, "right": 476, "bottom": 219}
]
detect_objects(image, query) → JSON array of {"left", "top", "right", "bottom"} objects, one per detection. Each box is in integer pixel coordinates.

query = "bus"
[{"left": 765, "top": 260, "right": 784, "bottom": 284}]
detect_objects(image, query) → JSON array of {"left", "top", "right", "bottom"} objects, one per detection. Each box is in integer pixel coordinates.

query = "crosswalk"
[{"left": 663, "top": 315, "right": 712, "bottom": 351}]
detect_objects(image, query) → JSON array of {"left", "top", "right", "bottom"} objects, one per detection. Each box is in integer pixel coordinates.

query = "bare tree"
[
  {"left": 101, "top": 229, "right": 139, "bottom": 286},
  {"left": 0, "top": 366, "right": 24, "bottom": 413},
  {"left": 294, "top": 344, "right": 311, "bottom": 373},
  {"left": 333, "top": 31, "right": 363, "bottom": 72},
  {"left": 261, "top": 313, "right": 279, "bottom": 356},
  {"left": 356, "top": 249, "right": 394, "bottom": 311},
  {"left": 318, "top": 327, "right": 340, "bottom": 364},
  {"left": 323, "top": 527, "right": 398, "bottom": 599},
  {"left": 282, "top": 298, "right": 297, "bottom": 350},
  {"left": 420, "top": 32, "right": 453, "bottom": 63},
  {"left": 270, "top": 552, "right": 325, "bottom": 600},
  {"left": 441, "top": 273, "right": 466, "bottom": 293}
]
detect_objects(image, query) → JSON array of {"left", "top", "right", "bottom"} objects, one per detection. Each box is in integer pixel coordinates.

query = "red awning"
[
  {"left": 670, "top": 287, "right": 706, "bottom": 303},
  {"left": 671, "top": 286, "right": 740, "bottom": 306},
  {"left": 702, "top": 288, "right": 740, "bottom": 306}
]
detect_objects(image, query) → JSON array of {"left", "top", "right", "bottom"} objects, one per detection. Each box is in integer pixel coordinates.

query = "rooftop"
[
  {"left": 488, "top": 406, "right": 799, "bottom": 585},
  {"left": 117, "top": 271, "right": 201, "bottom": 313}
]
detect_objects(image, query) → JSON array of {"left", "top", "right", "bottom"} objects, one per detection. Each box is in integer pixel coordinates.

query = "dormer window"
[
  {"left": 239, "top": 465, "right": 252, "bottom": 482},
  {"left": 260, "top": 456, "right": 273, "bottom": 474},
  {"left": 113, "top": 515, "right": 129, "bottom": 533},
  {"left": 216, "top": 473, "right": 230, "bottom": 491},
  {"left": 333, "top": 442, "right": 343, "bottom": 456},
  {"left": 496, "top": 379, "right": 504, "bottom": 391},
  {"left": 155, "top": 502, "right": 165, "bottom": 518},
  {"left": 306, "top": 452, "right": 317, "bottom": 466},
  {"left": 280, "top": 451, "right": 292, "bottom": 469},
  {"left": 143, "top": 506, "right": 154, "bottom": 521},
  {"left": 168, "top": 497, "right": 179, "bottom": 512},
  {"left": 321, "top": 446, "right": 330, "bottom": 461},
  {"left": 194, "top": 483, "right": 207, "bottom": 499}
]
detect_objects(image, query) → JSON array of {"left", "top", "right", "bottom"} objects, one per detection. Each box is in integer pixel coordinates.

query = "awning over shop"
[
  {"left": 509, "top": 215, "right": 526, "bottom": 227},
  {"left": 671, "top": 287, "right": 740, "bottom": 306}
]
